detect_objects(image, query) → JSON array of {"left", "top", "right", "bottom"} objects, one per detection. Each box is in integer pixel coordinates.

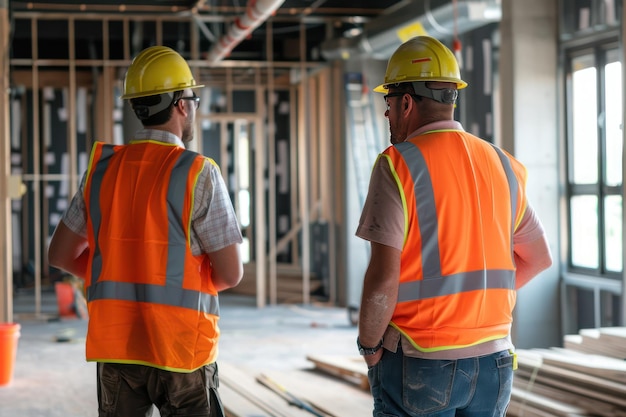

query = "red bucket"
[
  {"left": 55, "top": 282, "right": 76, "bottom": 317},
  {"left": 0, "top": 323, "right": 21, "bottom": 387}
]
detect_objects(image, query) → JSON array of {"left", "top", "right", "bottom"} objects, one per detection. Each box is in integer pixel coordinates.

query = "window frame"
[{"left": 564, "top": 38, "right": 622, "bottom": 279}]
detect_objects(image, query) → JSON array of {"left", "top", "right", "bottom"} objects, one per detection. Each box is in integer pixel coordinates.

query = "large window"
[{"left": 567, "top": 45, "right": 622, "bottom": 277}]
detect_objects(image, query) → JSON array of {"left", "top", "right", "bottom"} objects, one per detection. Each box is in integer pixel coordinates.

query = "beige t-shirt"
[{"left": 356, "top": 121, "right": 546, "bottom": 359}]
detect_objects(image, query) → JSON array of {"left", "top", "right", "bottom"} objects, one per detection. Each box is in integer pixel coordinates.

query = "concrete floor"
[{"left": 0, "top": 287, "right": 361, "bottom": 416}]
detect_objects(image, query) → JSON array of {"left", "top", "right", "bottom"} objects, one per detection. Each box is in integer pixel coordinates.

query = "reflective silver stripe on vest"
[
  {"left": 394, "top": 140, "right": 518, "bottom": 302},
  {"left": 395, "top": 142, "right": 441, "bottom": 279},
  {"left": 87, "top": 144, "right": 218, "bottom": 315},
  {"left": 88, "top": 281, "right": 219, "bottom": 313},
  {"left": 490, "top": 144, "right": 518, "bottom": 255},
  {"left": 398, "top": 269, "right": 515, "bottom": 301},
  {"left": 88, "top": 144, "right": 114, "bottom": 281},
  {"left": 166, "top": 151, "right": 198, "bottom": 282}
]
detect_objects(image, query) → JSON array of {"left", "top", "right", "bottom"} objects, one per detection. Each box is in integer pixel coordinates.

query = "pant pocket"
[
  {"left": 97, "top": 363, "right": 121, "bottom": 413},
  {"left": 402, "top": 358, "right": 455, "bottom": 414}
]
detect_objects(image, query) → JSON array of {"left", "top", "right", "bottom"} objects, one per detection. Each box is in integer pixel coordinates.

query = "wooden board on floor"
[
  {"left": 219, "top": 362, "right": 314, "bottom": 417},
  {"left": 518, "top": 348, "right": 626, "bottom": 384},
  {"left": 259, "top": 368, "right": 373, "bottom": 417},
  {"left": 533, "top": 347, "right": 626, "bottom": 384},
  {"left": 220, "top": 383, "right": 272, "bottom": 417},
  {"left": 306, "top": 355, "right": 369, "bottom": 391},
  {"left": 512, "top": 377, "right": 621, "bottom": 417},
  {"left": 509, "top": 386, "right": 592, "bottom": 417}
]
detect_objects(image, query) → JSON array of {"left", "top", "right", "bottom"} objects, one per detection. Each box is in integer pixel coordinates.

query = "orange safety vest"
[
  {"left": 382, "top": 129, "right": 527, "bottom": 353},
  {"left": 83, "top": 140, "right": 220, "bottom": 372}
]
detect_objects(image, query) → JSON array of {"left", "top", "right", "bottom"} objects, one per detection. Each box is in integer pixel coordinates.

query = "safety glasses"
[{"left": 174, "top": 93, "right": 200, "bottom": 109}]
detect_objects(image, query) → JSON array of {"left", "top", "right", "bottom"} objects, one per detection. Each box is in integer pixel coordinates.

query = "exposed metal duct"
[
  {"left": 206, "top": 0, "right": 285, "bottom": 64},
  {"left": 320, "top": 0, "right": 501, "bottom": 61}
]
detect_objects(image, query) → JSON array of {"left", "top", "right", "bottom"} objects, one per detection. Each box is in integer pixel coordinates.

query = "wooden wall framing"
[{"left": 1, "top": 8, "right": 345, "bottom": 320}]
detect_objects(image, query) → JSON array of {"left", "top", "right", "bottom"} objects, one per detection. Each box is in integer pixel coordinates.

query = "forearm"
[
  {"left": 358, "top": 278, "right": 397, "bottom": 347},
  {"left": 514, "top": 234, "right": 553, "bottom": 289},
  {"left": 56, "top": 251, "right": 89, "bottom": 280},
  {"left": 48, "top": 221, "right": 90, "bottom": 279},
  {"left": 208, "top": 244, "right": 243, "bottom": 292},
  {"left": 358, "top": 243, "right": 400, "bottom": 347}
]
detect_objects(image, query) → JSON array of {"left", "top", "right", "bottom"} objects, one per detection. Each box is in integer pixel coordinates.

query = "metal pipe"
[{"left": 206, "top": 0, "right": 285, "bottom": 64}]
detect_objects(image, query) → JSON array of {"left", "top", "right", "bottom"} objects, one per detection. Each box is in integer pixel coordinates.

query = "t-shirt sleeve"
[
  {"left": 355, "top": 155, "right": 405, "bottom": 251},
  {"left": 513, "top": 203, "right": 546, "bottom": 244},
  {"left": 61, "top": 171, "right": 88, "bottom": 237},
  {"left": 192, "top": 159, "right": 243, "bottom": 255}
]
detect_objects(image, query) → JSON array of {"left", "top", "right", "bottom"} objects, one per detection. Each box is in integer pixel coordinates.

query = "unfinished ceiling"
[
  {"left": 8, "top": 0, "right": 402, "bottom": 62},
  {"left": 8, "top": 0, "right": 502, "bottom": 64}
]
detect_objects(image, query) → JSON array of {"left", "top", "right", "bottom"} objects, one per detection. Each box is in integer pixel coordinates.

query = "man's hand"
[{"left": 363, "top": 349, "right": 383, "bottom": 368}]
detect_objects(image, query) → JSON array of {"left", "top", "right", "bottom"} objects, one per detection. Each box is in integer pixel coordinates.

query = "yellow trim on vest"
[
  {"left": 88, "top": 358, "right": 211, "bottom": 374},
  {"left": 379, "top": 153, "right": 410, "bottom": 247},
  {"left": 390, "top": 322, "right": 510, "bottom": 352},
  {"left": 206, "top": 157, "right": 220, "bottom": 169},
  {"left": 85, "top": 143, "right": 100, "bottom": 182}
]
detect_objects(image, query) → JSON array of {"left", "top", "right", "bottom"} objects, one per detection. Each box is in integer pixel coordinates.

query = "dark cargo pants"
[{"left": 97, "top": 362, "right": 225, "bottom": 417}]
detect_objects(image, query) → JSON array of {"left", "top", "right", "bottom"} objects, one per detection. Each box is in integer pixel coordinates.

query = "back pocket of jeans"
[{"left": 402, "top": 358, "right": 455, "bottom": 414}]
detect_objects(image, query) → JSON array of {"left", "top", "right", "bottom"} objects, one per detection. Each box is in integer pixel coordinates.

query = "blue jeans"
[{"left": 368, "top": 344, "right": 514, "bottom": 417}]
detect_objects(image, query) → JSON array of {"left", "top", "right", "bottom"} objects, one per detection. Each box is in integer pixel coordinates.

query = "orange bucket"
[
  {"left": 55, "top": 282, "right": 76, "bottom": 317},
  {"left": 0, "top": 323, "right": 21, "bottom": 387}
]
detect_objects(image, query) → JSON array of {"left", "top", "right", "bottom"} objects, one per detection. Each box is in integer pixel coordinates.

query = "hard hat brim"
[{"left": 121, "top": 84, "right": 205, "bottom": 100}]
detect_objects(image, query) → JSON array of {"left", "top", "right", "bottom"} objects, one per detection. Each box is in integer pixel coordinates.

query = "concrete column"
[
  {"left": 0, "top": 0, "right": 13, "bottom": 323},
  {"left": 621, "top": 0, "right": 626, "bottom": 325},
  {"left": 500, "top": 0, "right": 561, "bottom": 348}
]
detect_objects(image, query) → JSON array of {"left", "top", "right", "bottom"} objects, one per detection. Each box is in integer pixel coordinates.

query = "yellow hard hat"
[
  {"left": 374, "top": 36, "right": 467, "bottom": 93},
  {"left": 121, "top": 46, "right": 204, "bottom": 99}
]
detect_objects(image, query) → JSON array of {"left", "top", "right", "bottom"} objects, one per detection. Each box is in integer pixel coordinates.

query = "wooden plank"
[
  {"left": 516, "top": 354, "right": 626, "bottom": 409},
  {"left": 219, "top": 362, "right": 313, "bottom": 417},
  {"left": 512, "top": 377, "right": 620, "bottom": 417},
  {"left": 577, "top": 328, "right": 626, "bottom": 359},
  {"left": 260, "top": 369, "right": 373, "bottom": 417},
  {"left": 306, "top": 355, "right": 369, "bottom": 391},
  {"left": 220, "top": 383, "right": 271, "bottom": 417},
  {"left": 563, "top": 328, "right": 626, "bottom": 359},
  {"left": 535, "top": 348, "right": 626, "bottom": 384},
  {"left": 509, "top": 386, "right": 591, "bottom": 416},
  {"left": 256, "top": 373, "right": 331, "bottom": 417},
  {"left": 516, "top": 365, "right": 626, "bottom": 409}
]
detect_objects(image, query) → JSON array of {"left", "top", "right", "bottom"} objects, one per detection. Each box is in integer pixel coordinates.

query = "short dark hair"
[{"left": 130, "top": 90, "right": 184, "bottom": 126}]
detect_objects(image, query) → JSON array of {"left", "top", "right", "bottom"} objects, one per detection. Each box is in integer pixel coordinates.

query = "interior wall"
[
  {"left": 500, "top": 0, "right": 561, "bottom": 348},
  {"left": 343, "top": 57, "right": 388, "bottom": 309}
]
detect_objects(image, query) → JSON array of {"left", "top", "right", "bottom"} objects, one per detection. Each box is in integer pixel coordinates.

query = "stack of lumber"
[
  {"left": 509, "top": 327, "right": 626, "bottom": 417},
  {"left": 219, "top": 357, "right": 372, "bottom": 417},
  {"left": 226, "top": 270, "right": 323, "bottom": 304},
  {"left": 563, "top": 327, "right": 626, "bottom": 359}
]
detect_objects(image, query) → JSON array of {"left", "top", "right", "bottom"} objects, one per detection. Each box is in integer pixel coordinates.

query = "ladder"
[{"left": 345, "top": 72, "right": 383, "bottom": 209}]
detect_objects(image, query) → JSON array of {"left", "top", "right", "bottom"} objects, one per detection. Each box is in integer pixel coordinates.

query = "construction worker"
[
  {"left": 355, "top": 36, "right": 553, "bottom": 416},
  {"left": 48, "top": 46, "right": 243, "bottom": 417}
]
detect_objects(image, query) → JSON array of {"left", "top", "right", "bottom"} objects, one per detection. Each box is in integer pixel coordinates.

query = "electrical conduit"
[{"left": 206, "top": 0, "right": 285, "bottom": 64}]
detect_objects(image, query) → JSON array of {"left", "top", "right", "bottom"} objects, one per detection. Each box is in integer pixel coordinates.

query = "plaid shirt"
[{"left": 62, "top": 129, "right": 242, "bottom": 256}]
